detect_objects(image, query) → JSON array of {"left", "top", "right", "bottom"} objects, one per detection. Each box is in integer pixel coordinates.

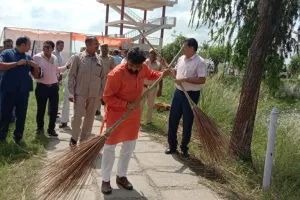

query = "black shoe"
[
  {"left": 101, "top": 181, "right": 112, "bottom": 195},
  {"left": 165, "top": 148, "right": 178, "bottom": 155},
  {"left": 116, "top": 176, "right": 133, "bottom": 190},
  {"left": 180, "top": 151, "right": 189, "bottom": 158},
  {"left": 35, "top": 129, "right": 44, "bottom": 135},
  {"left": 59, "top": 123, "right": 67, "bottom": 128},
  {"left": 95, "top": 110, "right": 101, "bottom": 116},
  {"left": 48, "top": 130, "right": 58, "bottom": 137},
  {"left": 69, "top": 138, "right": 77, "bottom": 147},
  {"left": 13, "top": 137, "right": 21, "bottom": 145}
]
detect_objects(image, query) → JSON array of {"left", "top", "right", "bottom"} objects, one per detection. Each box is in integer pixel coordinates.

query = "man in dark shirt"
[
  {"left": 0, "top": 36, "right": 39, "bottom": 143},
  {"left": 0, "top": 39, "right": 15, "bottom": 123}
]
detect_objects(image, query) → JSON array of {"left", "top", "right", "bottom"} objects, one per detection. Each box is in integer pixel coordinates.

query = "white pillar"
[{"left": 262, "top": 107, "right": 278, "bottom": 189}]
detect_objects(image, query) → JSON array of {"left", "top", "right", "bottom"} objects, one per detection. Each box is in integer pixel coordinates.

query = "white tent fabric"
[{"left": 3, "top": 27, "right": 72, "bottom": 65}]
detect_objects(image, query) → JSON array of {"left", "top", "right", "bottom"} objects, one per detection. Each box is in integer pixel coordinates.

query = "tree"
[
  {"left": 161, "top": 35, "right": 187, "bottom": 65},
  {"left": 199, "top": 44, "right": 232, "bottom": 73},
  {"left": 190, "top": 0, "right": 300, "bottom": 162},
  {"left": 289, "top": 54, "right": 300, "bottom": 75}
]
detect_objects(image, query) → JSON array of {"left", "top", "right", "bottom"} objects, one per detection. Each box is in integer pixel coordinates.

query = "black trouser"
[
  {"left": 167, "top": 89, "right": 200, "bottom": 153},
  {"left": 0, "top": 91, "right": 29, "bottom": 141},
  {"left": 35, "top": 83, "right": 59, "bottom": 131}
]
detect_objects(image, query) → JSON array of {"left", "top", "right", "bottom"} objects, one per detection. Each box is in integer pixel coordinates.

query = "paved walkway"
[{"left": 47, "top": 106, "right": 222, "bottom": 200}]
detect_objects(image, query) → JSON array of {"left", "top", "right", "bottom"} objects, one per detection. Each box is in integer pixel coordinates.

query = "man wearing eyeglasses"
[
  {"left": 68, "top": 36, "right": 105, "bottom": 146},
  {"left": 0, "top": 36, "right": 40, "bottom": 144},
  {"left": 33, "top": 41, "right": 68, "bottom": 137}
]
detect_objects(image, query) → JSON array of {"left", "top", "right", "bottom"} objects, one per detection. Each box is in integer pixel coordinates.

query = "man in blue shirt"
[
  {"left": 113, "top": 49, "right": 122, "bottom": 66},
  {"left": 0, "top": 36, "right": 40, "bottom": 143},
  {"left": 0, "top": 39, "right": 16, "bottom": 123}
]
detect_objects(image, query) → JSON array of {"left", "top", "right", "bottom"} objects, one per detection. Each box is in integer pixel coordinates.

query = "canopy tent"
[{"left": 0, "top": 27, "right": 132, "bottom": 65}]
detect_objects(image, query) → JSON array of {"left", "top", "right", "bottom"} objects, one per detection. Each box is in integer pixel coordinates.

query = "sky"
[{"left": 0, "top": 0, "right": 211, "bottom": 52}]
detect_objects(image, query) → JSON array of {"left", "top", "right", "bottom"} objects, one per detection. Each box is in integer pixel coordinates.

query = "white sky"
[{"left": 0, "top": 0, "right": 210, "bottom": 51}]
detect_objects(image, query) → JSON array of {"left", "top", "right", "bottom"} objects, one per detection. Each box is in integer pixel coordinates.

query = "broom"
[
  {"left": 36, "top": 48, "right": 182, "bottom": 200},
  {"left": 138, "top": 30, "right": 227, "bottom": 162}
]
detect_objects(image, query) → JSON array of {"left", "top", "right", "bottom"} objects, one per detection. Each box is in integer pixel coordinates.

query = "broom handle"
[
  {"left": 103, "top": 46, "right": 183, "bottom": 137},
  {"left": 138, "top": 30, "right": 197, "bottom": 108}
]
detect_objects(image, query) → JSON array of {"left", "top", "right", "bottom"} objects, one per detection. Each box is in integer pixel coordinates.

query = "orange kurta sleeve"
[
  {"left": 144, "top": 63, "right": 163, "bottom": 80},
  {"left": 103, "top": 72, "right": 127, "bottom": 108}
]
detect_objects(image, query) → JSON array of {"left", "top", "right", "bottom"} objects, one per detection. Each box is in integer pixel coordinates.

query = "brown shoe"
[
  {"left": 101, "top": 181, "right": 112, "bottom": 195},
  {"left": 116, "top": 176, "right": 133, "bottom": 190}
]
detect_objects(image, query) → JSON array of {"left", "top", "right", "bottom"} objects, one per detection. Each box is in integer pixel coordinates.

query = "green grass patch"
[{"left": 0, "top": 83, "right": 63, "bottom": 200}]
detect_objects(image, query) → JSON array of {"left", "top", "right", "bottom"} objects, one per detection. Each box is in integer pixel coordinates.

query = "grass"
[
  {"left": 0, "top": 83, "right": 63, "bottom": 200},
  {"left": 141, "top": 74, "right": 300, "bottom": 200}
]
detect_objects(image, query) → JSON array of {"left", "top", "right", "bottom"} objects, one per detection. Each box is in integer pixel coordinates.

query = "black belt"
[{"left": 37, "top": 82, "right": 58, "bottom": 87}]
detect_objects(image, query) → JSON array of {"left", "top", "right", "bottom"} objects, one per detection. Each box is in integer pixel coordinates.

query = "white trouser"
[
  {"left": 101, "top": 140, "right": 136, "bottom": 182},
  {"left": 61, "top": 83, "right": 70, "bottom": 123}
]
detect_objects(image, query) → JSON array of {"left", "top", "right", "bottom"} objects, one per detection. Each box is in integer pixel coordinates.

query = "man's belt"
[{"left": 37, "top": 82, "right": 58, "bottom": 87}]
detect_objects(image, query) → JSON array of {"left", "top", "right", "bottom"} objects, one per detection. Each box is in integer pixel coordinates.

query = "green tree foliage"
[
  {"left": 289, "top": 54, "right": 300, "bottom": 74},
  {"left": 200, "top": 45, "right": 230, "bottom": 73},
  {"left": 190, "top": 0, "right": 300, "bottom": 161},
  {"left": 161, "top": 35, "right": 187, "bottom": 65}
]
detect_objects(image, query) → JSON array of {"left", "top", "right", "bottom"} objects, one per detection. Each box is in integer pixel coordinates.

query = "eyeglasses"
[{"left": 43, "top": 46, "right": 50, "bottom": 49}]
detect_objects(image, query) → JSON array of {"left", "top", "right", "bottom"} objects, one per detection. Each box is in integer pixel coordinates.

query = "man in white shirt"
[
  {"left": 165, "top": 38, "right": 207, "bottom": 157},
  {"left": 33, "top": 40, "right": 68, "bottom": 136},
  {"left": 59, "top": 47, "right": 86, "bottom": 128}
]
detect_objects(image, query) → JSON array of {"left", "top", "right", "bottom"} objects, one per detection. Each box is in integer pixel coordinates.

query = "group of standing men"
[{"left": 0, "top": 36, "right": 207, "bottom": 196}]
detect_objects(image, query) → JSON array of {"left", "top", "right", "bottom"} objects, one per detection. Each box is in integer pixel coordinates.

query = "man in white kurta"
[{"left": 59, "top": 47, "right": 86, "bottom": 128}]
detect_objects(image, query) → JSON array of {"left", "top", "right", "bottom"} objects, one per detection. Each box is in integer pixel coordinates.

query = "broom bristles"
[
  {"left": 37, "top": 136, "right": 107, "bottom": 200},
  {"left": 192, "top": 105, "right": 229, "bottom": 163}
]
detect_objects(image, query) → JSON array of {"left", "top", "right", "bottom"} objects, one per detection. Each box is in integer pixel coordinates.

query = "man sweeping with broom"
[
  {"left": 165, "top": 38, "right": 207, "bottom": 158},
  {"left": 100, "top": 47, "right": 172, "bottom": 194}
]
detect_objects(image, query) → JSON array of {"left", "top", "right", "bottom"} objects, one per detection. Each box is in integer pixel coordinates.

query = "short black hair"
[
  {"left": 56, "top": 40, "right": 64, "bottom": 46},
  {"left": 127, "top": 47, "right": 146, "bottom": 65},
  {"left": 113, "top": 49, "right": 119, "bottom": 55},
  {"left": 3, "top": 39, "right": 13, "bottom": 46},
  {"left": 16, "top": 36, "right": 30, "bottom": 46},
  {"left": 184, "top": 38, "right": 198, "bottom": 52},
  {"left": 85, "top": 36, "right": 98, "bottom": 45},
  {"left": 44, "top": 40, "right": 55, "bottom": 49}
]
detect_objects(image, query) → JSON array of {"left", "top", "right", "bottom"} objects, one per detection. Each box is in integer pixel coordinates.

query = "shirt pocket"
[{"left": 93, "top": 62, "right": 102, "bottom": 77}]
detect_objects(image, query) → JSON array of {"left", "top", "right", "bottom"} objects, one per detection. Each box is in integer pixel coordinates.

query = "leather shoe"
[
  {"left": 95, "top": 110, "right": 101, "bottom": 116},
  {"left": 59, "top": 123, "right": 67, "bottom": 128},
  {"left": 48, "top": 130, "right": 58, "bottom": 137},
  {"left": 69, "top": 138, "right": 77, "bottom": 147},
  {"left": 35, "top": 129, "right": 44, "bottom": 135},
  {"left": 180, "top": 151, "right": 189, "bottom": 158},
  {"left": 165, "top": 148, "right": 178, "bottom": 155},
  {"left": 101, "top": 181, "right": 112, "bottom": 195},
  {"left": 116, "top": 176, "right": 133, "bottom": 190}
]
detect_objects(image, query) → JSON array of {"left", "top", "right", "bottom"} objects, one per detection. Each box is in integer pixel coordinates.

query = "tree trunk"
[
  {"left": 213, "top": 63, "right": 219, "bottom": 74},
  {"left": 230, "top": 0, "right": 283, "bottom": 162}
]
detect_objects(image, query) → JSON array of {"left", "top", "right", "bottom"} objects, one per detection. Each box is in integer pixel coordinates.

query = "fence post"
[{"left": 262, "top": 107, "right": 278, "bottom": 189}]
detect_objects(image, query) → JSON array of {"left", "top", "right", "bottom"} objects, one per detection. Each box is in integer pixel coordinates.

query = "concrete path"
[{"left": 46, "top": 106, "right": 222, "bottom": 200}]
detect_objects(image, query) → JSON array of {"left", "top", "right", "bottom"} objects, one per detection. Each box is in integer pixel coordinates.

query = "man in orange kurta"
[{"left": 101, "top": 47, "right": 171, "bottom": 194}]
